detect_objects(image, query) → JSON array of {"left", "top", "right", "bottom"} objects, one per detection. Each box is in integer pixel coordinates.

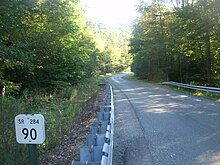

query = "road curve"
[{"left": 109, "top": 74, "right": 220, "bottom": 165}]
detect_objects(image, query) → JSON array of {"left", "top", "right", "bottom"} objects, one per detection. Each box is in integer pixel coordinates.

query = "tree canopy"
[
  {"left": 130, "top": 0, "right": 220, "bottom": 86},
  {"left": 86, "top": 22, "right": 132, "bottom": 74},
  {"left": 0, "top": 0, "right": 131, "bottom": 96},
  {"left": 0, "top": 0, "right": 96, "bottom": 94}
]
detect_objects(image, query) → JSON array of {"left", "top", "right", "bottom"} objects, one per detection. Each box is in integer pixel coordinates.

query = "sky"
[{"left": 81, "top": 0, "right": 139, "bottom": 27}]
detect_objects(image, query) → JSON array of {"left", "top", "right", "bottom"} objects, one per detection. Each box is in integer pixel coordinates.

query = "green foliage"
[
  {"left": 130, "top": 0, "right": 220, "bottom": 86},
  {"left": 0, "top": 76, "right": 102, "bottom": 164},
  {"left": 0, "top": 0, "right": 111, "bottom": 163},
  {"left": 0, "top": 97, "right": 28, "bottom": 165},
  {"left": 86, "top": 22, "right": 132, "bottom": 74},
  {"left": 0, "top": 0, "right": 133, "bottom": 95},
  {"left": 0, "top": 0, "right": 99, "bottom": 95}
]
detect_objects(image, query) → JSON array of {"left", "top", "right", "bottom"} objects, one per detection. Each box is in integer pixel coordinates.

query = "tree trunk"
[
  {"left": 205, "top": 30, "right": 212, "bottom": 84},
  {"left": 178, "top": 53, "right": 183, "bottom": 82},
  {"left": 1, "top": 81, "right": 6, "bottom": 96}
]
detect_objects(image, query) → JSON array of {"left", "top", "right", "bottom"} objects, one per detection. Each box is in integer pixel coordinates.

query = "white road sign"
[{"left": 15, "top": 114, "right": 45, "bottom": 144}]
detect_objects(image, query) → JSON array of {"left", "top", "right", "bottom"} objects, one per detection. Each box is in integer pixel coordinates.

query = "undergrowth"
[
  {"left": 169, "top": 86, "right": 220, "bottom": 102},
  {"left": 0, "top": 76, "right": 106, "bottom": 165}
]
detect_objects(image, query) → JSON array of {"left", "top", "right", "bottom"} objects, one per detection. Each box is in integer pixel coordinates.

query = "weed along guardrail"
[
  {"left": 161, "top": 81, "right": 220, "bottom": 94},
  {"left": 72, "top": 84, "right": 114, "bottom": 165}
]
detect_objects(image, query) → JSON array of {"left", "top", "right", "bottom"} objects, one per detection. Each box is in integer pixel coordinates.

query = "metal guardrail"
[
  {"left": 161, "top": 81, "right": 220, "bottom": 94},
  {"left": 72, "top": 84, "right": 114, "bottom": 165}
]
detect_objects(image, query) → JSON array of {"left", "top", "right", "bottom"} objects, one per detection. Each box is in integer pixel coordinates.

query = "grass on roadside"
[
  {"left": 166, "top": 85, "right": 220, "bottom": 102},
  {"left": 0, "top": 76, "right": 107, "bottom": 165},
  {"left": 123, "top": 74, "right": 220, "bottom": 102},
  {"left": 122, "top": 73, "right": 145, "bottom": 82}
]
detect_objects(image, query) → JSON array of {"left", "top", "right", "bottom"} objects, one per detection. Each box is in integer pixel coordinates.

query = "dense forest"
[
  {"left": 0, "top": 0, "right": 131, "bottom": 96},
  {"left": 130, "top": 0, "right": 220, "bottom": 86},
  {"left": 0, "top": 0, "right": 95, "bottom": 95},
  {"left": 87, "top": 22, "right": 132, "bottom": 74},
  {"left": 0, "top": 0, "right": 130, "bottom": 164}
]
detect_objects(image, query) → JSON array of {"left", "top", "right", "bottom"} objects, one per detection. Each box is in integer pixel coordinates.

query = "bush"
[
  {"left": 0, "top": 77, "right": 103, "bottom": 164},
  {"left": 0, "top": 97, "right": 28, "bottom": 165}
]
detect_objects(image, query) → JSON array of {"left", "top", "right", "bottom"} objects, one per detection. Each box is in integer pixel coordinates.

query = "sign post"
[
  {"left": 28, "top": 144, "right": 38, "bottom": 165},
  {"left": 15, "top": 114, "right": 45, "bottom": 165}
]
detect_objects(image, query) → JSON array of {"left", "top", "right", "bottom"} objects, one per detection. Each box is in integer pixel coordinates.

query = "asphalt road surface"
[{"left": 109, "top": 74, "right": 220, "bottom": 165}]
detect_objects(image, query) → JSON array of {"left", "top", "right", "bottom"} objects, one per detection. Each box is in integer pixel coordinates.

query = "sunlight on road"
[{"left": 196, "top": 151, "right": 220, "bottom": 165}]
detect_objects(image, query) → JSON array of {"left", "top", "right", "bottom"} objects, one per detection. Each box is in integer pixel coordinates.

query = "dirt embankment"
[{"left": 40, "top": 89, "right": 104, "bottom": 165}]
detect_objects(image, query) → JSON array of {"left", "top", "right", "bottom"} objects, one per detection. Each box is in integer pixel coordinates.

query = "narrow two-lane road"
[{"left": 109, "top": 74, "right": 220, "bottom": 165}]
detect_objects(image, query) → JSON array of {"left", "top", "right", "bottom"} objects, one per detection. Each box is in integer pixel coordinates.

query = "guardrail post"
[{"left": 72, "top": 84, "right": 114, "bottom": 165}]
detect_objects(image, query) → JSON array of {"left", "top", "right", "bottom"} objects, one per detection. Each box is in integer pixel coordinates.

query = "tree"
[
  {"left": 0, "top": 0, "right": 99, "bottom": 95},
  {"left": 86, "top": 22, "right": 132, "bottom": 74},
  {"left": 130, "top": 0, "right": 219, "bottom": 86}
]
